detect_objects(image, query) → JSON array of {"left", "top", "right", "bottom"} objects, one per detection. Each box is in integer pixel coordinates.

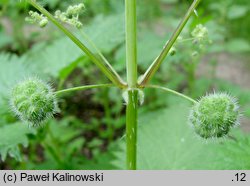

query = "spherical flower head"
[
  {"left": 191, "top": 24, "right": 208, "bottom": 42},
  {"left": 10, "top": 78, "right": 58, "bottom": 126},
  {"left": 189, "top": 93, "right": 240, "bottom": 139},
  {"left": 55, "top": 3, "right": 84, "bottom": 28},
  {"left": 55, "top": 10, "right": 68, "bottom": 22},
  {"left": 25, "top": 11, "right": 48, "bottom": 28},
  {"left": 66, "top": 3, "right": 85, "bottom": 16}
]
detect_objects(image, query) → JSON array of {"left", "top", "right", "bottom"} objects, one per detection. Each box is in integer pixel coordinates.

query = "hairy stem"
[
  {"left": 126, "top": 90, "right": 138, "bottom": 170},
  {"left": 125, "top": 0, "right": 138, "bottom": 170},
  {"left": 27, "top": 0, "right": 126, "bottom": 88},
  {"left": 146, "top": 85, "right": 197, "bottom": 104},
  {"left": 55, "top": 84, "right": 114, "bottom": 96},
  {"left": 139, "top": 0, "right": 201, "bottom": 87}
]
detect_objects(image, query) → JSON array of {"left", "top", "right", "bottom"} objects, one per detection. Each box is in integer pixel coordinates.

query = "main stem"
[{"left": 125, "top": 0, "right": 138, "bottom": 170}]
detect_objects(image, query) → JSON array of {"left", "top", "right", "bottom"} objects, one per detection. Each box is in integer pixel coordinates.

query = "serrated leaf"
[
  {"left": 22, "top": 38, "right": 83, "bottom": 78},
  {"left": 0, "top": 53, "right": 30, "bottom": 98},
  {"left": 84, "top": 14, "right": 125, "bottom": 53},
  {"left": 0, "top": 123, "right": 35, "bottom": 161},
  {"left": 21, "top": 14, "right": 125, "bottom": 78},
  {"left": 48, "top": 118, "right": 82, "bottom": 143},
  {"left": 113, "top": 104, "right": 250, "bottom": 170},
  {"left": 213, "top": 130, "right": 250, "bottom": 169}
]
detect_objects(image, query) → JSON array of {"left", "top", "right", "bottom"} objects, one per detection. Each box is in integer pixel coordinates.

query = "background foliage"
[{"left": 0, "top": 0, "right": 249, "bottom": 169}]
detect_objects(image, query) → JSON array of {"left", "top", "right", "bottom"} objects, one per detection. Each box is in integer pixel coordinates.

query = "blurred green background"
[{"left": 0, "top": 0, "right": 250, "bottom": 170}]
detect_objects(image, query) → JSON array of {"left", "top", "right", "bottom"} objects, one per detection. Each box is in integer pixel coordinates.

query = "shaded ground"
[{"left": 200, "top": 53, "right": 250, "bottom": 89}]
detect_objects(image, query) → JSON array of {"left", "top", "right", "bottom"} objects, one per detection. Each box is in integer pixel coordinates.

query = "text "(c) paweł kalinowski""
[{"left": 20, "top": 173, "right": 104, "bottom": 182}]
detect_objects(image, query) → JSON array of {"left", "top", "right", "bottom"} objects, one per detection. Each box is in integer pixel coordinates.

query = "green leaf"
[
  {"left": 0, "top": 53, "right": 29, "bottom": 98},
  {"left": 58, "top": 58, "right": 82, "bottom": 81},
  {"left": 47, "top": 118, "right": 83, "bottom": 144},
  {"left": 78, "top": 151, "right": 117, "bottom": 170},
  {"left": 227, "top": 5, "right": 249, "bottom": 20},
  {"left": 22, "top": 39, "right": 83, "bottom": 78},
  {"left": 113, "top": 104, "right": 250, "bottom": 169},
  {"left": 21, "top": 14, "right": 125, "bottom": 78},
  {"left": 0, "top": 29, "right": 12, "bottom": 48},
  {"left": 160, "top": 0, "right": 178, "bottom": 4},
  {"left": 225, "top": 39, "right": 250, "bottom": 53},
  {"left": 0, "top": 123, "right": 35, "bottom": 161},
  {"left": 213, "top": 130, "right": 250, "bottom": 169},
  {"left": 84, "top": 14, "right": 125, "bottom": 54},
  {"left": 0, "top": 53, "right": 40, "bottom": 121}
]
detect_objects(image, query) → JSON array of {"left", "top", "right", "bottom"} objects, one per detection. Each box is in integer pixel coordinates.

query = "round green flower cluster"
[
  {"left": 189, "top": 93, "right": 240, "bottom": 139},
  {"left": 25, "top": 11, "right": 48, "bottom": 28},
  {"left": 55, "top": 3, "right": 85, "bottom": 28},
  {"left": 10, "top": 78, "right": 58, "bottom": 126},
  {"left": 191, "top": 24, "right": 208, "bottom": 43},
  {"left": 66, "top": 3, "right": 85, "bottom": 16}
]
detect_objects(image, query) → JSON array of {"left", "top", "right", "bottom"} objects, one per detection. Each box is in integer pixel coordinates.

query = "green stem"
[
  {"left": 126, "top": 0, "right": 137, "bottom": 88},
  {"left": 139, "top": 0, "right": 201, "bottom": 87},
  {"left": 125, "top": 0, "right": 138, "bottom": 170},
  {"left": 146, "top": 85, "right": 197, "bottom": 104},
  {"left": 55, "top": 84, "right": 114, "bottom": 96},
  {"left": 126, "top": 90, "right": 138, "bottom": 170},
  {"left": 27, "top": 0, "right": 126, "bottom": 89}
]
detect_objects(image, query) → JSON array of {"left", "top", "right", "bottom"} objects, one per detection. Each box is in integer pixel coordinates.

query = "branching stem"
[
  {"left": 27, "top": 0, "right": 126, "bottom": 88},
  {"left": 55, "top": 84, "right": 114, "bottom": 96},
  {"left": 146, "top": 85, "right": 197, "bottom": 104},
  {"left": 139, "top": 0, "right": 201, "bottom": 87}
]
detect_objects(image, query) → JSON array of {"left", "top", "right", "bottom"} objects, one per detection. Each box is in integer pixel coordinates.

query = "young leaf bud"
[
  {"left": 138, "top": 89, "right": 145, "bottom": 105},
  {"left": 169, "top": 46, "right": 177, "bottom": 56},
  {"left": 122, "top": 89, "right": 144, "bottom": 105},
  {"left": 10, "top": 78, "right": 58, "bottom": 126},
  {"left": 189, "top": 93, "right": 240, "bottom": 139}
]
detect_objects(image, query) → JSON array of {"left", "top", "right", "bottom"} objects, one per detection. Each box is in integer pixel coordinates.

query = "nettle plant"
[{"left": 11, "top": 0, "right": 240, "bottom": 170}]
